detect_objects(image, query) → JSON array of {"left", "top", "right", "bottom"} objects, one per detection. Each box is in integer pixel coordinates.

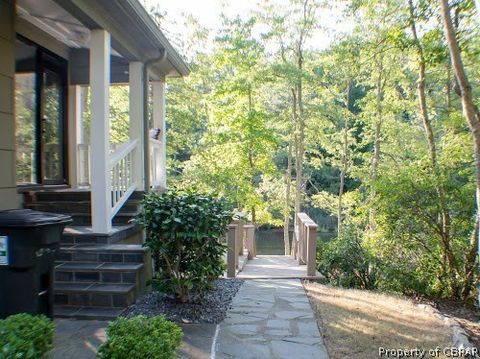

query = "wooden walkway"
[{"left": 237, "top": 255, "right": 321, "bottom": 279}]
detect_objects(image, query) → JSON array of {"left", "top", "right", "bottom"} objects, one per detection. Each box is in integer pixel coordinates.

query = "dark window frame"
[{"left": 15, "top": 34, "right": 69, "bottom": 185}]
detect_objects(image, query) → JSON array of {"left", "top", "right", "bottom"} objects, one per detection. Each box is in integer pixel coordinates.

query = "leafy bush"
[
  {"left": 97, "top": 316, "right": 182, "bottom": 359},
  {"left": 370, "top": 161, "right": 477, "bottom": 299},
  {"left": 136, "top": 189, "right": 233, "bottom": 302},
  {"left": 0, "top": 313, "right": 55, "bottom": 359},
  {"left": 317, "top": 225, "right": 377, "bottom": 289}
]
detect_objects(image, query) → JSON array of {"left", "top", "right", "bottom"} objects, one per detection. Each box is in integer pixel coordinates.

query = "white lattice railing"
[
  {"left": 109, "top": 139, "right": 139, "bottom": 218},
  {"left": 149, "top": 138, "right": 165, "bottom": 188}
]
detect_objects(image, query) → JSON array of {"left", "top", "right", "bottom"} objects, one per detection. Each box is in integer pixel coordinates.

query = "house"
[{"left": 0, "top": 0, "right": 188, "bottom": 318}]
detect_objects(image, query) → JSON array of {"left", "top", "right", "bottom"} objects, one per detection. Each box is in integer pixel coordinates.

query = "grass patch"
[{"left": 304, "top": 281, "right": 452, "bottom": 359}]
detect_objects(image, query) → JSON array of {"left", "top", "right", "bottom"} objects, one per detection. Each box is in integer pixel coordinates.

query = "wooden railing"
[
  {"left": 293, "top": 213, "right": 318, "bottom": 276},
  {"left": 226, "top": 220, "right": 256, "bottom": 278},
  {"left": 109, "top": 139, "right": 139, "bottom": 218}
]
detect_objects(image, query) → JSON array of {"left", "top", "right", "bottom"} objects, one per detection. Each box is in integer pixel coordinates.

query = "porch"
[
  {"left": 1, "top": 0, "right": 190, "bottom": 320},
  {"left": 12, "top": 0, "right": 189, "bottom": 234}
]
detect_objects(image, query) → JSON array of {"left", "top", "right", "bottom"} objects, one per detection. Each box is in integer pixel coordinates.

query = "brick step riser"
[
  {"left": 54, "top": 306, "right": 126, "bottom": 320},
  {"left": 67, "top": 215, "right": 135, "bottom": 226},
  {"left": 35, "top": 191, "right": 145, "bottom": 202},
  {"left": 54, "top": 291, "right": 135, "bottom": 308},
  {"left": 58, "top": 251, "right": 146, "bottom": 264},
  {"left": 25, "top": 203, "right": 140, "bottom": 214},
  {"left": 55, "top": 270, "right": 140, "bottom": 284},
  {"left": 60, "top": 230, "right": 142, "bottom": 246},
  {"left": 60, "top": 237, "right": 114, "bottom": 246}
]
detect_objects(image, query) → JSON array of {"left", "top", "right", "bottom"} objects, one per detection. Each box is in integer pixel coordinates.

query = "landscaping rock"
[{"left": 123, "top": 278, "right": 243, "bottom": 324}]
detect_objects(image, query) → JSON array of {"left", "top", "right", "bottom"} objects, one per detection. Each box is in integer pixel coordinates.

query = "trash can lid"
[{"left": 0, "top": 209, "right": 72, "bottom": 227}]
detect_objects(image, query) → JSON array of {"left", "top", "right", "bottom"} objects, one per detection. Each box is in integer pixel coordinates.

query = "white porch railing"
[
  {"left": 109, "top": 139, "right": 139, "bottom": 218},
  {"left": 149, "top": 138, "right": 165, "bottom": 188}
]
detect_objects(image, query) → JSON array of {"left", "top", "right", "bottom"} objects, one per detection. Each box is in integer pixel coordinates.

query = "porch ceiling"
[{"left": 16, "top": 0, "right": 189, "bottom": 79}]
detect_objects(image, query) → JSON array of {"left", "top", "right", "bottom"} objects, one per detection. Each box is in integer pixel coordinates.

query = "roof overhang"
[{"left": 49, "top": 0, "right": 189, "bottom": 78}]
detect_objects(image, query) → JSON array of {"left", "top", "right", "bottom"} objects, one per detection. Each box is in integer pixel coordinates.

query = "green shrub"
[
  {"left": 136, "top": 189, "right": 233, "bottom": 302},
  {"left": 0, "top": 313, "right": 55, "bottom": 359},
  {"left": 97, "top": 316, "right": 182, "bottom": 359},
  {"left": 317, "top": 225, "right": 377, "bottom": 289}
]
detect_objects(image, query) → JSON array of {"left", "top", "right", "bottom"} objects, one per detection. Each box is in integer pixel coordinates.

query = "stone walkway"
[
  {"left": 215, "top": 279, "right": 329, "bottom": 359},
  {"left": 53, "top": 319, "right": 216, "bottom": 359},
  {"left": 237, "top": 255, "right": 320, "bottom": 279},
  {"left": 53, "top": 319, "right": 107, "bottom": 359}
]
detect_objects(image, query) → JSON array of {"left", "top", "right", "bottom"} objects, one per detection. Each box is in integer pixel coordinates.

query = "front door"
[{"left": 15, "top": 36, "right": 67, "bottom": 185}]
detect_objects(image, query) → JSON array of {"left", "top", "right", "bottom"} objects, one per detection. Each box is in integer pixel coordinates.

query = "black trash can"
[{"left": 0, "top": 209, "right": 72, "bottom": 319}]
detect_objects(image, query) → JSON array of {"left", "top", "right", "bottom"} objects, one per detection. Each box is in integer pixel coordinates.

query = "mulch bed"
[
  {"left": 413, "top": 295, "right": 480, "bottom": 350},
  {"left": 123, "top": 278, "right": 243, "bottom": 324}
]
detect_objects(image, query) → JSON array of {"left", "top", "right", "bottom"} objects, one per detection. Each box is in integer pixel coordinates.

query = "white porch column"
[
  {"left": 129, "top": 62, "right": 144, "bottom": 189},
  {"left": 67, "top": 85, "right": 81, "bottom": 188},
  {"left": 90, "top": 30, "right": 112, "bottom": 234},
  {"left": 152, "top": 80, "right": 167, "bottom": 188}
]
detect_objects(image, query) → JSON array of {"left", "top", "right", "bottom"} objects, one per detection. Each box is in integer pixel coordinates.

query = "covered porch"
[{"left": 14, "top": 0, "right": 189, "bottom": 234}]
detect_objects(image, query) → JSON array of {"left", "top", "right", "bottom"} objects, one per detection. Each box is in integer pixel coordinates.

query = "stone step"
[
  {"left": 25, "top": 201, "right": 141, "bottom": 214},
  {"left": 58, "top": 244, "right": 148, "bottom": 264},
  {"left": 54, "top": 282, "right": 137, "bottom": 308},
  {"left": 54, "top": 262, "right": 144, "bottom": 284},
  {"left": 67, "top": 212, "right": 139, "bottom": 226},
  {"left": 34, "top": 190, "right": 145, "bottom": 202},
  {"left": 61, "top": 224, "right": 141, "bottom": 245},
  {"left": 54, "top": 305, "right": 126, "bottom": 320},
  {"left": 36, "top": 190, "right": 91, "bottom": 202}
]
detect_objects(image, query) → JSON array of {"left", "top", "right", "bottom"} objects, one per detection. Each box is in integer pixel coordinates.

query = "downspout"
[{"left": 143, "top": 49, "right": 167, "bottom": 193}]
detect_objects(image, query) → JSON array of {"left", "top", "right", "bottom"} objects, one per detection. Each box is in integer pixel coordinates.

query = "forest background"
[{"left": 84, "top": 0, "right": 480, "bottom": 302}]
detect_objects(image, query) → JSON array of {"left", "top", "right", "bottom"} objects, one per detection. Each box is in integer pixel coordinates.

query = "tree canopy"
[{"left": 153, "top": 0, "right": 480, "bottom": 302}]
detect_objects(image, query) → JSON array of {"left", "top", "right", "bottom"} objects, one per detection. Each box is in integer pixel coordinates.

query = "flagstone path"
[{"left": 214, "top": 278, "right": 329, "bottom": 359}]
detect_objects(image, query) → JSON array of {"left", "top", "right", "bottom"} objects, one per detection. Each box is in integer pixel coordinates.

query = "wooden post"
[
  {"left": 306, "top": 223, "right": 318, "bottom": 276},
  {"left": 298, "top": 219, "right": 305, "bottom": 265},
  {"left": 252, "top": 226, "right": 256, "bottom": 257},
  {"left": 244, "top": 224, "right": 255, "bottom": 260},
  {"left": 90, "top": 29, "right": 112, "bottom": 234},
  {"left": 227, "top": 224, "right": 237, "bottom": 278},
  {"left": 292, "top": 216, "right": 297, "bottom": 259},
  {"left": 236, "top": 220, "right": 245, "bottom": 256},
  {"left": 67, "top": 85, "right": 81, "bottom": 188},
  {"left": 129, "top": 62, "right": 144, "bottom": 189}
]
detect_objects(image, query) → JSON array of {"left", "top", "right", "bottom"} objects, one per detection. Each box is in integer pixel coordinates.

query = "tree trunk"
[
  {"left": 463, "top": 218, "right": 479, "bottom": 299},
  {"left": 408, "top": 0, "right": 457, "bottom": 295},
  {"left": 370, "top": 57, "right": 384, "bottom": 229},
  {"left": 338, "top": 81, "right": 352, "bottom": 236},
  {"left": 439, "top": 0, "right": 480, "bottom": 303},
  {"left": 338, "top": 149, "right": 346, "bottom": 235},
  {"left": 371, "top": 66, "right": 383, "bottom": 184},
  {"left": 294, "top": 54, "right": 305, "bottom": 217},
  {"left": 284, "top": 140, "right": 293, "bottom": 255}
]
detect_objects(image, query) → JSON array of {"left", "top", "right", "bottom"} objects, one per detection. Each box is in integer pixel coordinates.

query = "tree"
[
  {"left": 439, "top": 0, "right": 480, "bottom": 302},
  {"left": 260, "top": 0, "right": 319, "bottom": 252}
]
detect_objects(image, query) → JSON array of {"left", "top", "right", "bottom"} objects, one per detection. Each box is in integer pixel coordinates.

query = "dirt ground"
[
  {"left": 303, "top": 281, "right": 454, "bottom": 359},
  {"left": 413, "top": 295, "right": 480, "bottom": 351}
]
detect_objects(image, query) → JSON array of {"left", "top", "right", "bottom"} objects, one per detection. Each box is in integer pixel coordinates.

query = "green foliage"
[
  {"left": 136, "top": 189, "right": 233, "bottom": 302},
  {"left": 317, "top": 226, "right": 377, "bottom": 289},
  {"left": 156, "top": 0, "right": 480, "bottom": 302},
  {"left": 0, "top": 313, "right": 55, "bottom": 359},
  {"left": 368, "top": 156, "right": 476, "bottom": 297},
  {"left": 97, "top": 316, "right": 182, "bottom": 359}
]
